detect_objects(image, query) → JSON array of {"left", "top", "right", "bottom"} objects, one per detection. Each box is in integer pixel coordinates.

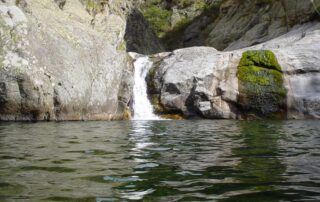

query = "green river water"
[{"left": 0, "top": 120, "right": 319, "bottom": 201}]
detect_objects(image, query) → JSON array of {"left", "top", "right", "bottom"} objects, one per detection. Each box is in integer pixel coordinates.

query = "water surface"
[{"left": 0, "top": 120, "right": 319, "bottom": 201}]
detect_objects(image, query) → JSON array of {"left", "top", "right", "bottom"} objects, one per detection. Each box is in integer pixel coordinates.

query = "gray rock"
[
  {"left": 158, "top": 0, "right": 320, "bottom": 52},
  {"left": 146, "top": 22, "right": 320, "bottom": 119},
  {"left": 147, "top": 46, "right": 240, "bottom": 118},
  {"left": 206, "top": 0, "right": 319, "bottom": 51},
  {"left": 54, "top": 0, "right": 66, "bottom": 9},
  {"left": 1, "top": 0, "right": 319, "bottom": 121},
  {"left": 0, "top": 1, "right": 134, "bottom": 121},
  {"left": 124, "top": 9, "right": 164, "bottom": 54}
]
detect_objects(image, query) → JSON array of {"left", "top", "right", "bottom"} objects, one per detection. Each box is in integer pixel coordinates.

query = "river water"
[{"left": 0, "top": 120, "right": 319, "bottom": 201}]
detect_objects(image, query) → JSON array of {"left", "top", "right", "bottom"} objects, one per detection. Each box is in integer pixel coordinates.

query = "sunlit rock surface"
[
  {"left": 145, "top": 23, "right": 320, "bottom": 119},
  {"left": 0, "top": 0, "right": 319, "bottom": 121},
  {"left": 0, "top": 0, "right": 137, "bottom": 121}
]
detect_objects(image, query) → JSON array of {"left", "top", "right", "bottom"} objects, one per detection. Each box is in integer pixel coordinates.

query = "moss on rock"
[
  {"left": 239, "top": 50, "right": 282, "bottom": 71},
  {"left": 237, "top": 50, "right": 287, "bottom": 118}
]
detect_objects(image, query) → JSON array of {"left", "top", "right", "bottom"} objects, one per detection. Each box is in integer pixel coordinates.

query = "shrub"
[{"left": 143, "top": 6, "right": 172, "bottom": 37}]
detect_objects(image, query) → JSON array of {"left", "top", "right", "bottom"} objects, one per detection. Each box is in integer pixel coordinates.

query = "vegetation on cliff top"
[
  {"left": 142, "top": 5, "right": 172, "bottom": 36},
  {"left": 141, "top": 0, "right": 221, "bottom": 37}
]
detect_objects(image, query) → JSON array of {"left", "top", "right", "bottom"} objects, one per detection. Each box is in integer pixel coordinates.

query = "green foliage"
[
  {"left": 194, "top": 1, "right": 207, "bottom": 11},
  {"left": 237, "top": 50, "right": 287, "bottom": 118},
  {"left": 143, "top": 6, "right": 172, "bottom": 36},
  {"left": 142, "top": 0, "right": 220, "bottom": 37},
  {"left": 173, "top": 17, "right": 191, "bottom": 30}
]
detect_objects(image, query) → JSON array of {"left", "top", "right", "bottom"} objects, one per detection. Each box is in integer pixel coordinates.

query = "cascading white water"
[{"left": 133, "top": 56, "right": 160, "bottom": 120}]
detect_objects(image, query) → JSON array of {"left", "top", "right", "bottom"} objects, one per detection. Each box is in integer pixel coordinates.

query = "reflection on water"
[{"left": 0, "top": 120, "right": 319, "bottom": 201}]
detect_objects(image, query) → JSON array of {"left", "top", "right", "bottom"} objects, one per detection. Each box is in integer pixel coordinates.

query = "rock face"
[
  {"left": 140, "top": 0, "right": 222, "bottom": 37},
  {"left": 0, "top": 0, "right": 136, "bottom": 121},
  {"left": 124, "top": 9, "right": 164, "bottom": 54},
  {"left": 147, "top": 22, "right": 320, "bottom": 119},
  {"left": 146, "top": 0, "right": 320, "bottom": 52},
  {"left": 206, "top": 0, "right": 319, "bottom": 51},
  {"left": 0, "top": 0, "right": 319, "bottom": 121}
]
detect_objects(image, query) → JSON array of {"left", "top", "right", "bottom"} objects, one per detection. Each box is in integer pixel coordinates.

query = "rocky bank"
[
  {"left": 0, "top": 0, "right": 162, "bottom": 121},
  {"left": 0, "top": 0, "right": 319, "bottom": 121}
]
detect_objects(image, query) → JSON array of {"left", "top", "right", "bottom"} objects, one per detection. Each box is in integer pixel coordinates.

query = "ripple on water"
[
  {"left": 45, "top": 196, "right": 98, "bottom": 201},
  {"left": 19, "top": 166, "right": 76, "bottom": 173},
  {"left": 0, "top": 120, "right": 319, "bottom": 201},
  {"left": 121, "top": 188, "right": 155, "bottom": 200},
  {"left": 134, "top": 163, "right": 159, "bottom": 169},
  {"left": 84, "top": 175, "right": 142, "bottom": 184}
]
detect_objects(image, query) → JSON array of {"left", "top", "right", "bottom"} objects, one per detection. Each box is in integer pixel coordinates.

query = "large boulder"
[
  {"left": 146, "top": 22, "right": 320, "bottom": 119},
  {"left": 0, "top": 0, "right": 135, "bottom": 121}
]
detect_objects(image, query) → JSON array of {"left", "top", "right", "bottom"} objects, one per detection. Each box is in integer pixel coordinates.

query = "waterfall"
[{"left": 133, "top": 56, "right": 160, "bottom": 120}]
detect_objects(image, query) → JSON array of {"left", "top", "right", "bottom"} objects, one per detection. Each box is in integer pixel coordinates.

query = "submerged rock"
[{"left": 145, "top": 23, "right": 320, "bottom": 119}]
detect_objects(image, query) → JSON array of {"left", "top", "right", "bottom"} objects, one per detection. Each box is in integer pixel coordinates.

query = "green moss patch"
[
  {"left": 237, "top": 50, "right": 287, "bottom": 118},
  {"left": 239, "top": 50, "right": 282, "bottom": 71}
]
